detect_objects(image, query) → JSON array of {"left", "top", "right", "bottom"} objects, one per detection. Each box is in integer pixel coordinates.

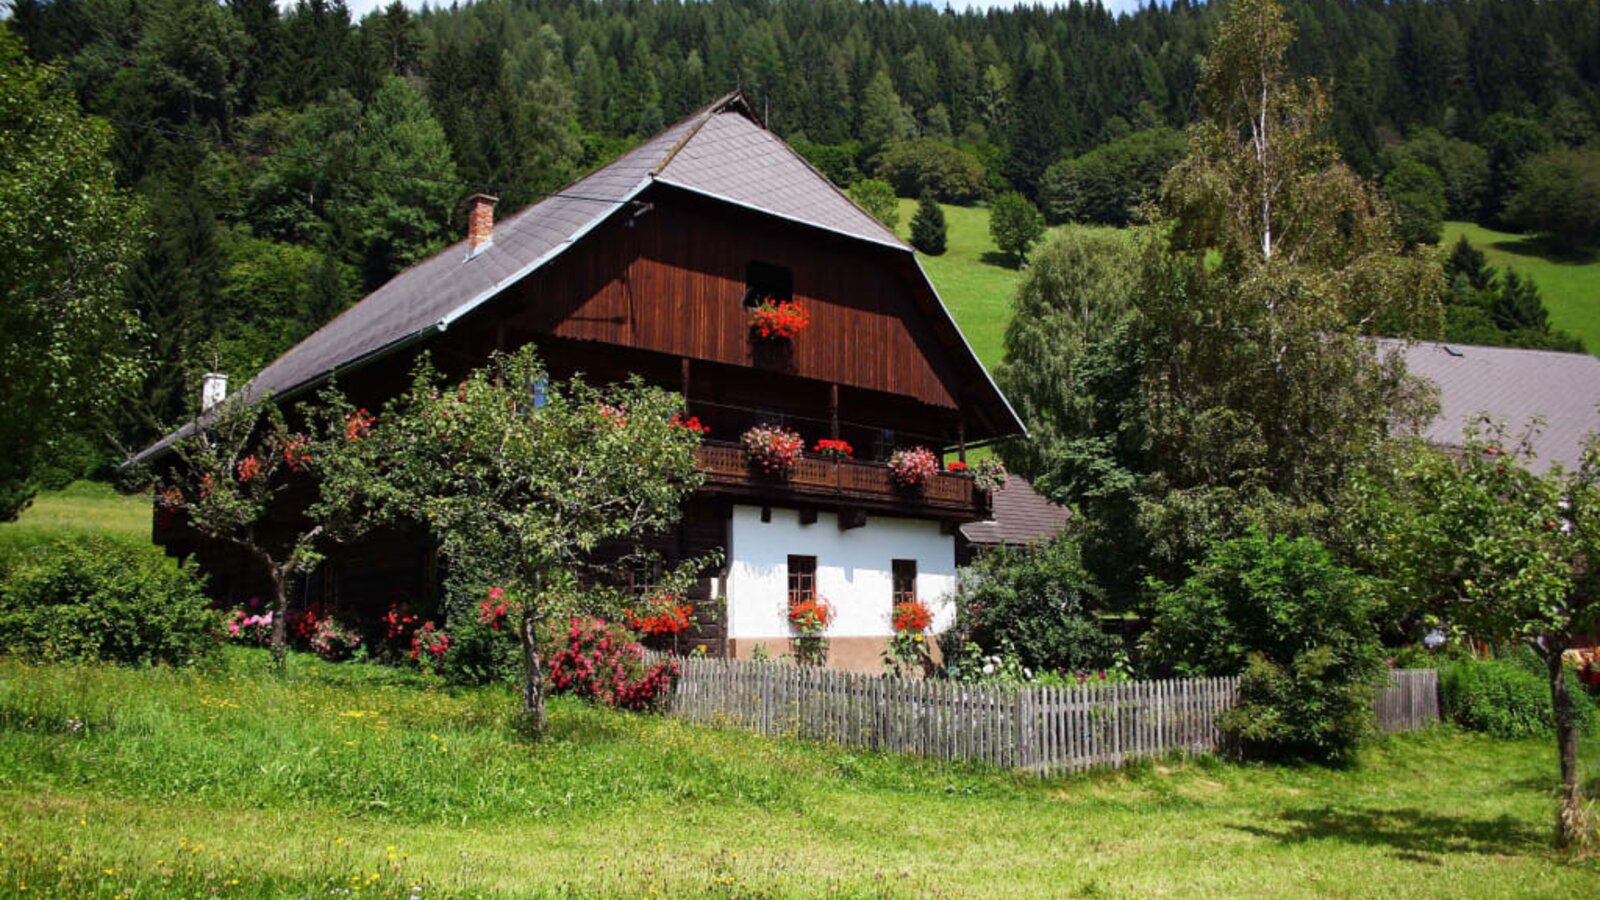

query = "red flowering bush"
[
  {"left": 749, "top": 298, "right": 811, "bottom": 339},
  {"left": 343, "top": 408, "right": 375, "bottom": 441},
  {"left": 814, "top": 438, "right": 853, "bottom": 460},
  {"left": 626, "top": 594, "right": 695, "bottom": 636},
  {"left": 281, "top": 434, "right": 312, "bottom": 471},
  {"left": 545, "top": 617, "right": 679, "bottom": 711},
  {"left": 310, "top": 618, "right": 362, "bottom": 661},
  {"left": 410, "top": 621, "right": 450, "bottom": 671},
  {"left": 596, "top": 403, "right": 629, "bottom": 428},
  {"left": 741, "top": 423, "right": 804, "bottom": 478},
  {"left": 477, "top": 587, "right": 511, "bottom": 632},
  {"left": 235, "top": 454, "right": 262, "bottom": 483},
  {"left": 670, "top": 412, "right": 710, "bottom": 436},
  {"left": 382, "top": 602, "right": 420, "bottom": 642},
  {"left": 289, "top": 604, "right": 323, "bottom": 643},
  {"left": 893, "top": 599, "right": 934, "bottom": 633},
  {"left": 888, "top": 446, "right": 939, "bottom": 488}
]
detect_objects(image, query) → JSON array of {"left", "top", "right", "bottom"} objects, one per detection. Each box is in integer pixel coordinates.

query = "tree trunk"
[
  {"left": 519, "top": 613, "right": 548, "bottom": 740},
  {"left": 1546, "top": 642, "right": 1587, "bottom": 849},
  {"left": 269, "top": 567, "right": 289, "bottom": 673}
]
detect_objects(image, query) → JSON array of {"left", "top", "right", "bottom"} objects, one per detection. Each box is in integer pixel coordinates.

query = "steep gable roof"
[
  {"left": 1386, "top": 339, "right": 1600, "bottom": 473},
  {"left": 133, "top": 92, "right": 986, "bottom": 464}
]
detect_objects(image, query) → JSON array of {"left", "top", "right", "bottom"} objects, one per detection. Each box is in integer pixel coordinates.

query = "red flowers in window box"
[
  {"left": 670, "top": 412, "right": 710, "bottom": 435},
  {"left": 814, "top": 438, "right": 853, "bottom": 460},
  {"left": 892, "top": 599, "right": 933, "bottom": 633},
  {"left": 742, "top": 423, "right": 804, "bottom": 477},
  {"left": 888, "top": 446, "right": 939, "bottom": 488},
  {"left": 946, "top": 460, "right": 969, "bottom": 473},
  {"left": 787, "top": 596, "right": 834, "bottom": 634},
  {"left": 626, "top": 594, "right": 695, "bottom": 636},
  {"left": 749, "top": 298, "right": 811, "bottom": 340}
]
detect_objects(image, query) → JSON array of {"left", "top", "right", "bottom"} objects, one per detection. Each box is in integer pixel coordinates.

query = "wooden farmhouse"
[{"left": 136, "top": 93, "right": 1027, "bottom": 671}]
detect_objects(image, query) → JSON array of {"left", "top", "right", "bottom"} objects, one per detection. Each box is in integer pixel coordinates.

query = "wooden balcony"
[{"left": 694, "top": 442, "right": 988, "bottom": 521}]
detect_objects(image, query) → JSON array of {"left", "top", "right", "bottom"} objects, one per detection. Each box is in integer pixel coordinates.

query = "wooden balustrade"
[{"left": 694, "top": 441, "right": 982, "bottom": 519}]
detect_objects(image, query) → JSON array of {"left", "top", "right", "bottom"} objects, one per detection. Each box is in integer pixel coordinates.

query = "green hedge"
[
  {"left": 1440, "top": 657, "right": 1596, "bottom": 739},
  {"left": 0, "top": 538, "right": 216, "bottom": 666}
]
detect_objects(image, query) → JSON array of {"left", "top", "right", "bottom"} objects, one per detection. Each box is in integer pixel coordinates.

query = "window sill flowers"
[
  {"left": 884, "top": 598, "right": 935, "bottom": 677},
  {"left": 814, "top": 438, "right": 853, "bottom": 460},
  {"left": 787, "top": 595, "right": 834, "bottom": 667},
  {"left": 888, "top": 446, "right": 939, "bottom": 489},
  {"left": 742, "top": 423, "right": 804, "bottom": 478},
  {"left": 749, "top": 298, "right": 811, "bottom": 340}
]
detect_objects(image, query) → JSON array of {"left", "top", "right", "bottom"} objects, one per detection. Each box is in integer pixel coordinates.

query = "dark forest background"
[{"left": 6, "top": 0, "right": 1600, "bottom": 467}]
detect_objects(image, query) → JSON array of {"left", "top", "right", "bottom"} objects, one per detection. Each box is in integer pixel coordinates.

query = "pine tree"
[{"left": 910, "top": 191, "right": 947, "bottom": 255}]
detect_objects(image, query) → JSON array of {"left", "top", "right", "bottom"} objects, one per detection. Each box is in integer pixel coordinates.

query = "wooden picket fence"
[{"left": 650, "top": 653, "right": 1439, "bottom": 774}]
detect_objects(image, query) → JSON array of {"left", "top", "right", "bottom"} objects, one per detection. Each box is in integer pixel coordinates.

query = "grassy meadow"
[
  {"left": 2, "top": 483, "right": 1600, "bottom": 897},
  {"left": 894, "top": 202, "right": 1600, "bottom": 371},
  {"left": 1439, "top": 221, "right": 1600, "bottom": 350}
]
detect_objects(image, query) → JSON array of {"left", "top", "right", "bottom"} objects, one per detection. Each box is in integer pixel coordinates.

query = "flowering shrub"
[
  {"left": 814, "top": 438, "right": 853, "bottom": 460},
  {"left": 946, "top": 460, "right": 969, "bottom": 474},
  {"left": 973, "top": 457, "right": 1008, "bottom": 492},
  {"left": 235, "top": 454, "right": 262, "bottom": 483},
  {"left": 749, "top": 298, "right": 811, "bottom": 340},
  {"left": 410, "top": 621, "right": 450, "bottom": 671},
  {"left": 545, "top": 617, "right": 679, "bottom": 711},
  {"left": 309, "top": 618, "right": 362, "bottom": 661},
  {"left": 596, "top": 403, "right": 629, "bottom": 428},
  {"left": 288, "top": 605, "right": 323, "bottom": 645},
  {"left": 741, "top": 423, "right": 804, "bottom": 478},
  {"left": 625, "top": 594, "right": 695, "bottom": 636},
  {"left": 892, "top": 599, "right": 933, "bottom": 633},
  {"left": 477, "top": 587, "right": 510, "bottom": 632},
  {"left": 888, "top": 446, "right": 939, "bottom": 488},
  {"left": 226, "top": 608, "right": 273, "bottom": 646},
  {"left": 281, "top": 434, "right": 312, "bottom": 472},
  {"left": 382, "top": 602, "right": 420, "bottom": 641},
  {"left": 343, "top": 408, "right": 375, "bottom": 442},
  {"left": 669, "top": 413, "right": 710, "bottom": 435}
]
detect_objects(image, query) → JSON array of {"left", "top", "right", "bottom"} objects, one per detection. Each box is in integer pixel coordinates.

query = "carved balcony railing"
[{"left": 694, "top": 441, "right": 987, "bottom": 520}]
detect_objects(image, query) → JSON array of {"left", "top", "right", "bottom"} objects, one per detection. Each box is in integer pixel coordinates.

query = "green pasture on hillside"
[{"left": 1440, "top": 221, "right": 1600, "bottom": 352}]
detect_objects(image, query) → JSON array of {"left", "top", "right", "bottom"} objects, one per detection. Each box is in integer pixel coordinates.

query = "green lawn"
[
  {"left": 0, "top": 481, "right": 149, "bottom": 559},
  {"left": 0, "top": 651, "right": 1594, "bottom": 898},
  {"left": 1439, "top": 221, "right": 1600, "bottom": 351}
]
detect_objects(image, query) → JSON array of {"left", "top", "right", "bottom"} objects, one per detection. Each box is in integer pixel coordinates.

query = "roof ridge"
[{"left": 652, "top": 90, "right": 752, "bottom": 176}]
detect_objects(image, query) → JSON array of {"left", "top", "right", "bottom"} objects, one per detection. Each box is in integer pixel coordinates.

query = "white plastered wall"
[{"left": 724, "top": 504, "right": 957, "bottom": 639}]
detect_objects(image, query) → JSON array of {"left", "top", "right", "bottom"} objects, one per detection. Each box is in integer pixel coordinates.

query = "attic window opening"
[{"left": 743, "top": 261, "right": 793, "bottom": 308}]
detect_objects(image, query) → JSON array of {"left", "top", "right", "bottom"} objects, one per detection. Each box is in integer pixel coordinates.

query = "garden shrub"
[
  {"left": 1441, "top": 656, "right": 1596, "bottom": 739},
  {"left": 438, "top": 613, "right": 520, "bottom": 686},
  {"left": 0, "top": 537, "right": 214, "bottom": 666},
  {"left": 544, "top": 617, "right": 678, "bottom": 711},
  {"left": 1148, "top": 528, "right": 1384, "bottom": 764},
  {"left": 942, "top": 533, "right": 1121, "bottom": 676}
]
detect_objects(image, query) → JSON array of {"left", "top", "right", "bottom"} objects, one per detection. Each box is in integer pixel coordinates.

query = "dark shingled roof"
[
  {"left": 1387, "top": 338, "right": 1600, "bottom": 473},
  {"left": 132, "top": 92, "right": 1012, "bottom": 464},
  {"left": 959, "top": 476, "right": 1071, "bottom": 546}
]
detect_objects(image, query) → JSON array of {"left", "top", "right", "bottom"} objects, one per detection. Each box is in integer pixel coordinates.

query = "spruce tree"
[{"left": 910, "top": 191, "right": 947, "bottom": 255}]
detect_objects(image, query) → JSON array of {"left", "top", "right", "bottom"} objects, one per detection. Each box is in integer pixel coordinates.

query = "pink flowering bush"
[
  {"left": 225, "top": 602, "right": 273, "bottom": 646},
  {"left": 309, "top": 618, "right": 363, "bottom": 662},
  {"left": 888, "top": 446, "right": 940, "bottom": 488},
  {"left": 544, "top": 617, "right": 679, "bottom": 711},
  {"left": 409, "top": 621, "right": 450, "bottom": 673}
]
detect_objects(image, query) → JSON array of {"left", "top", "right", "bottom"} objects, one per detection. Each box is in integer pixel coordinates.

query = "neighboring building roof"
[
  {"left": 1389, "top": 339, "right": 1600, "bottom": 473},
  {"left": 131, "top": 92, "right": 1017, "bottom": 464},
  {"left": 959, "top": 476, "right": 1071, "bottom": 546}
]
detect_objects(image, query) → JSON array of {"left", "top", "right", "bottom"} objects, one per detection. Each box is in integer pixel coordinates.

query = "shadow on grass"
[
  {"left": 1230, "top": 806, "right": 1544, "bottom": 859},
  {"left": 1489, "top": 236, "right": 1599, "bottom": 266},
  {"left": 980, "top": 250, "right": 1023, "bottom": 269}
]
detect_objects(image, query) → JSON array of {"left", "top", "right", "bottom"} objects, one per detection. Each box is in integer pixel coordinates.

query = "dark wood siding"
[{"left": 497, "top": 192, "right": 965, "bottom": 410}]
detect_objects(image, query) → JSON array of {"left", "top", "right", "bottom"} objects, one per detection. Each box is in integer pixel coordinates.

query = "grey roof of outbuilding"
[
  {"left": 131, "top": 93, "right": 961, "bottom": 464},
  {"left": 1386, "top": 339, "right": 1600, "bottom": 473},
  {"left": 959, "top": 476, "right": 1071, "bottom": 546}
]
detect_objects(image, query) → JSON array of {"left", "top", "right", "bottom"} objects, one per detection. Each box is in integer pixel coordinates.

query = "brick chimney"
[
  {"left": 467, "top": 193, "right": 497, "bottom": 257},
  {"left": 201, "top": 372, "right": 228, "bottom": 412}
]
